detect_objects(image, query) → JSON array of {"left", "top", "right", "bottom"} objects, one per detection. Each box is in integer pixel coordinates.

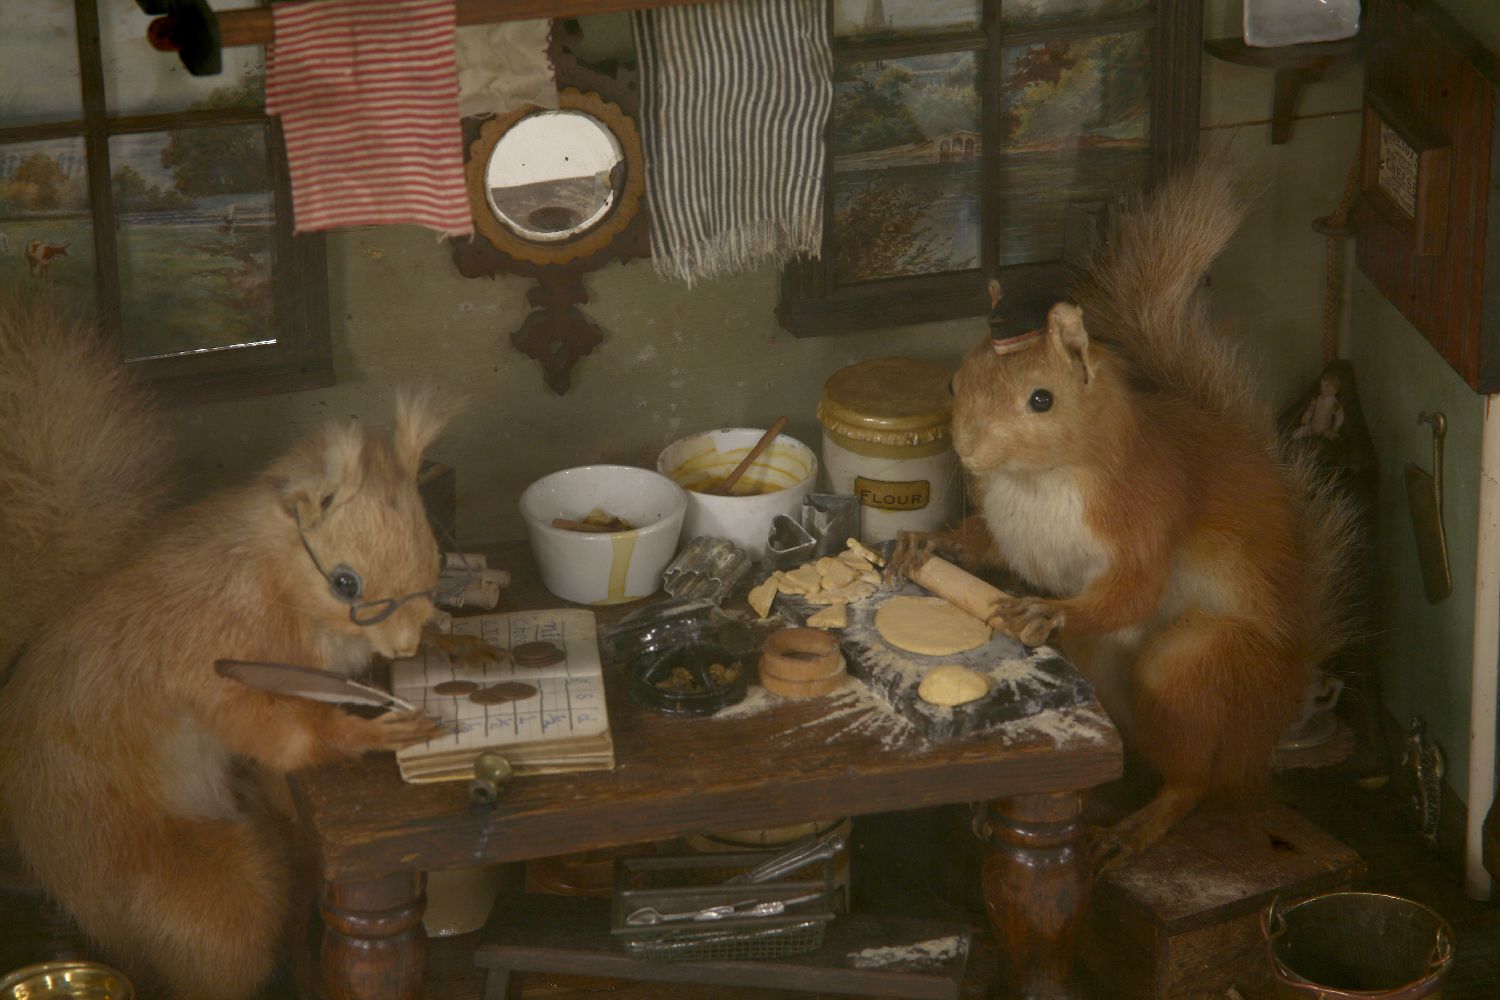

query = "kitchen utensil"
[
  {"left": 657, "top": 428, "right": 818, "bottom": 562},
  {"left": 625, "top": 891, "right": 823, "bottom": 926},
  {"left": 711, "top": 417, "right": 788, "bottom": 496},
  {"left": 726, "top": 830, "right": 845, "bottom": 884},
  {"left": 764, "top": 514, "right": 818, "bottom": 570},
  {"left": 799, "top": 493, "right": 861, "bottom": 558},
  {"left": 519, "top": 465, "right": 687, "bottom": 604},
  {"left": 1406, "top": 411, "right": 1452, "bottom": 603},
  {"left": 628, "top": 641, "right": 748, "bottom": 717},
  {"left": 662, "top": 536, "right": 751, "bottom": 603}
]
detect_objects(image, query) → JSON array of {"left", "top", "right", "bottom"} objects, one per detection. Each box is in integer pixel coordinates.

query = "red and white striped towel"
[{"left": 266, "top": 0, "right": 472, "bottom": 236}]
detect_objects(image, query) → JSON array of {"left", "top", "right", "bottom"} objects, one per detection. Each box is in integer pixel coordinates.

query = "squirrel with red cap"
[
  {"left": 898, "top": 160, "right": 1357, "bottom": 870},
  {"left": 0, "top": 293, "right": 466, "bottom": 997}
]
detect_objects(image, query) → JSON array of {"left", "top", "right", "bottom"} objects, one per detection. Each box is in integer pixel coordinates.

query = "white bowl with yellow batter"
[{"left": 656, "top": 427, "right": 818, "bottom": 562}]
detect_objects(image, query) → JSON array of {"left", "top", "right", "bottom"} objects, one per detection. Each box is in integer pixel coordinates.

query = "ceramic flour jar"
[{"left": 817, "top": 357, "right": 959, "bottom": 544}]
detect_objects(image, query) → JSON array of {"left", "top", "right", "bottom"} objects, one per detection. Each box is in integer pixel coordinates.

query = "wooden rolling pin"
[{"left": 907, "top": 555, "right": 1010, "bottom": 627}]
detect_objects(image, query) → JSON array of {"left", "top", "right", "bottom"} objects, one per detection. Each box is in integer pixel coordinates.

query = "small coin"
[
  {"left": 470, "top": 682, "right": 539, "bottom": 705},
  {"left": 433, "top": 680, "right": 479, "bottom": 696},
  {"left": 511, "top": 641, "right": 565, "bottom": 667}
]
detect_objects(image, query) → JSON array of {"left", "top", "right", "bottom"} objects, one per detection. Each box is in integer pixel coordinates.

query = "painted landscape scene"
[
  {"left": 833, "top": 0, "right": 979, "bottom": 38},
  {"left": 831, "top": 50, "right": 982, "bottom": 285},
  {"left": 110, "top": 122, "right": 276, "bottom": 360},
  {"left": 0, "top": 139, "right": 95, "bottom": 306},
  {"left": 995, "top": 30, "right": 1152, "bottom": 267},
  {"left": 0, "top": 81, "right": 275, "bottom": 360},
  {"left": 1001, "top": 0, "right": 1151, "bottom": 29}
]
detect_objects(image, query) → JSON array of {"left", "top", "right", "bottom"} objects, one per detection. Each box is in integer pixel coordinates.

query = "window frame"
[
  {"left": 0, "top": 0, "right": 331, "bottom": 403},
  {"left": 777, "top": 0, "right": 1202, "bottom": 338}
]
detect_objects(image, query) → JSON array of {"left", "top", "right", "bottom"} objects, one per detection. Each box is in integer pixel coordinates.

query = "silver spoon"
[{"left": 625, "top": 891, "right": 822, "bottom": 926}]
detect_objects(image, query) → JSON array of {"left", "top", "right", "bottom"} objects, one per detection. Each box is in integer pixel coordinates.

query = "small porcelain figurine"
[{"left": 1292, "top": 372, "right": 1344, "bottom": 441}]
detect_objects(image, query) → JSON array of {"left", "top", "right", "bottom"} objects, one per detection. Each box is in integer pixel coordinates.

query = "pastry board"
[{"left": 774, "top": 584, "right": 1093, "bottom": 741}]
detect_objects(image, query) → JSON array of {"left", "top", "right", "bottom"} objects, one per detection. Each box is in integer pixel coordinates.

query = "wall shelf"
[
  {"left": 1204, "top": 36, "right": 1361, "bottom": 144},
  {"left": 155, "top": 0, "right": 707, "bottom": 51}
]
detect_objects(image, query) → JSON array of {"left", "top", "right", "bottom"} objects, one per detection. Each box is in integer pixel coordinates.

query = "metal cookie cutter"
[
  {"left": 764, "top": 515, "right": 818, "bottom": 570},
  {"left": 800, "top": 494, "right": 860, "bottom": 558},
  {"left": 663, "top": 537, "right": 751, "bottom": 604}
]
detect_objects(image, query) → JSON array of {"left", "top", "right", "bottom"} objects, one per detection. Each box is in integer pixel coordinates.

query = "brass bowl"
[{"left": 0, "top": 961, "right": 134, "bottom": 999}]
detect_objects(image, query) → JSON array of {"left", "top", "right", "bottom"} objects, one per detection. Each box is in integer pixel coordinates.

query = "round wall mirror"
[
  {"left": 484, "top": 110, "right": 624, "bottom": 243},
  {"left": 465, "top": 87, "right": 644, "bottom": 267}
]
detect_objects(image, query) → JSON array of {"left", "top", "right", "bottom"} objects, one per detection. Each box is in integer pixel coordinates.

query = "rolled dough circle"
[
  {"left": 875, "top": 595, "right": 991, "bottom": 656},
  {"left": 918, "top": 665, "right": 991, "bottom": 707}
]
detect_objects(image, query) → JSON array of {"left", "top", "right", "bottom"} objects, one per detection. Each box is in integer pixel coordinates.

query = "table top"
[{"left": 290, "top": 541, "right": 1122, "bottom": 883}]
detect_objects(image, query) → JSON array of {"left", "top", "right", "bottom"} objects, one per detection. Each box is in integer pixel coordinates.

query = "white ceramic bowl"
[
  {"left": 656, "top": 428, "right": 818, "bottom": 562},
  {"left": 519, "top": 465, "right": 688, "bottom": 605}
]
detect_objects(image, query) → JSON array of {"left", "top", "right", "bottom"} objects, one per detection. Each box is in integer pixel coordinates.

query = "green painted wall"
[{"left": 1337, "top": 0, "right": 1500, "bottom": 803}]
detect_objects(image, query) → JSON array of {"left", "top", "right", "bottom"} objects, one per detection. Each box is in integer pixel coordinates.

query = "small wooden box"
[{"left": 1080, "top": 803, "right": 1365, "bottom": 1000}]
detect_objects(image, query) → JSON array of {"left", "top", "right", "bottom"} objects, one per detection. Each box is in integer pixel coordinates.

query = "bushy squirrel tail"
[
  {"left": 1072, "top": 156, "right": 1272, "bottom": 440},
  {"left": 1077, "top": 161, "right": 1364, "bottom": 665},
  {"left": 0, "top": 291, "right": 171, "bottom": 671}
]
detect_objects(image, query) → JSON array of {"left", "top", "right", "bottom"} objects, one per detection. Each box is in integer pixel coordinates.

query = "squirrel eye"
[
  {"left": 329, "top": 566, "right": 363, "bottom": 602},
  {"left": 1028, "top": 388, "right": 1054, "bottom": 413}
]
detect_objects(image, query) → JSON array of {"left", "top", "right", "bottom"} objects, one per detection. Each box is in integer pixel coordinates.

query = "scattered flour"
[
  {"left": 1000, "top": 705, "right": 1115, "bottom": 747},
  {"left": 712, "top": 684, "right": 780, "bottom": 720},
  {"left": 711, "top": 678, "right": 921, "bottom": 751},
  {"left": 847, "top": 935, "right": 967, "bottom": 969}
]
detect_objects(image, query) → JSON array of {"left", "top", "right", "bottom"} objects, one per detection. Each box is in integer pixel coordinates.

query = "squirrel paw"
[
  {"left": 359, "top": 709, "right": 442, "bottom": 752},
  {"left": 423, "top": 630, "right": 508, "bottom": 670},
  {"left": 986, "top": 596, "right": 1063, "bottom": 647},
  {"left": 1086, "top": 823, "right": 1131, "bottom": 881},
  {"left": 885, "top": 530, "right": 963, "bottom": 584}
]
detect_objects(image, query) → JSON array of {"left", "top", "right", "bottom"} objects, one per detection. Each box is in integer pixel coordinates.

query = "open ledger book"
[{"left": 391, "top": 608, "right": 614, "bottom": 783}]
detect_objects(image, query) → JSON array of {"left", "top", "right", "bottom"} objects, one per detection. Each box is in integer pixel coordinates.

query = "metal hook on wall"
[{"left": 1405, "top": 410, "right": 1452, "bottom": 603}]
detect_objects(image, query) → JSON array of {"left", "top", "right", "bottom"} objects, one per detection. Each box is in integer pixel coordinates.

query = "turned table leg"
[
  {"left": 980, "top": 792, "right": 1088, "bottom": 1000},
  {"left": 320, "top": 870, "right": 427, "bottom": 1000}
]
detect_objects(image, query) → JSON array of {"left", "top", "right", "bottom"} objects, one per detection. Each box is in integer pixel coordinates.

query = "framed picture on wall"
[
  {"left": 0, "top": 0, "right": 330, "bottom": 401},
  {"left": 778, "top": 0, "right": 1201, "bottom": 336}
]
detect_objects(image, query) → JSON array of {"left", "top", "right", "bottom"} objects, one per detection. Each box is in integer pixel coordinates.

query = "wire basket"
[{"left": 612, "top": 851, "right": 834, "bottom": 963}]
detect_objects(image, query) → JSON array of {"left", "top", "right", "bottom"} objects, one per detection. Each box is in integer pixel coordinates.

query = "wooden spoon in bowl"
[{"left": 710, "top": 417, "right": 788, "bottom": 496}]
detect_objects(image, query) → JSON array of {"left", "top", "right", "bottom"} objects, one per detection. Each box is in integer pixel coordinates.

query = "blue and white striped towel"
[{"left": 632, "top": 0, "right": 833, "bottom": 286}]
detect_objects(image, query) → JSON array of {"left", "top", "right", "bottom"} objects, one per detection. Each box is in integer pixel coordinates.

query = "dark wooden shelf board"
[{"left": 473, "top": 894, "right": 972, "bottom": 1000}]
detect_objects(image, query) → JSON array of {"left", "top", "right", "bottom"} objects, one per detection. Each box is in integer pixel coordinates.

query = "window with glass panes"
[{"left": 0, "top": 0, "right": 330, "bottom": 399}]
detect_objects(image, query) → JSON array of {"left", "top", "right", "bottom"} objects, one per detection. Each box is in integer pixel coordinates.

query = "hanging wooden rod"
[{"left": 178, "top": 0, "right": 706, "bottom": 49}]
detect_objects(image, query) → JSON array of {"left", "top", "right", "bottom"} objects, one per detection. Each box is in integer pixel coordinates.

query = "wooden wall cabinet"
[{"left": 1355, "top": 0, "right": 1500, "bottom": 393}]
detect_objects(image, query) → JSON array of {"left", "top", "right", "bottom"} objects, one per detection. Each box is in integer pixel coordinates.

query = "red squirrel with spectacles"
[{"left": 0, "top": 296, "right": 465, "bottom": 998}]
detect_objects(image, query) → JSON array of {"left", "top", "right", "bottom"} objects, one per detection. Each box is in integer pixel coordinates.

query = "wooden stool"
[
  {"left": 474, "top": 894, "right": 971, "bottom": 1000},
  {"left": 1080, "top": 802, "right": 1365, "bottom": 1000}
]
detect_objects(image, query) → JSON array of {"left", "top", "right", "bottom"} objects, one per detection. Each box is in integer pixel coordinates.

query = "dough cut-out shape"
[
  {"left": 917, "top": 664, "right": 991, "bottom": 707},
  {"left": 875, "top": 595, "right": 991, "bottom": 656}
]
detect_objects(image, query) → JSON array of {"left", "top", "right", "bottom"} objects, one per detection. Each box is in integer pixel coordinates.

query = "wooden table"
[{"left": 290, "top": 541, "right": 1123, "bottom": 1000}]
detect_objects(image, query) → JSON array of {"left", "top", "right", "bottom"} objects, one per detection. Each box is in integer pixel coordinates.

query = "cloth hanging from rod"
[
  {"left": 631, "top": 0, "right": 832, "bottom": 286},
  {"left": 456, "top": 18, "right": 557, "bottom": 119},
  {"left": 266, "top": 0, "right": 472, "bottom": 236}
]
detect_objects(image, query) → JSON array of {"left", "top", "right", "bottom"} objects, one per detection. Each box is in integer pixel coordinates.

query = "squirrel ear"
[
  {"left": 1045, "top": 302, "right": 1094, "bottom": 386},
  {"left": 270, "top": 423, "right": 364, "bottom": 529},
  {"left": 393, "top": 388, "right": 460, "bottom": 478}
]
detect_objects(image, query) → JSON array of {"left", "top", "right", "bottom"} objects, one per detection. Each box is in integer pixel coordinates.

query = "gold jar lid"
[
  {"left": 0, "top": 962, "right": 134, "bottom": 999},
  {"left": 817, "top": 357, "right": 952, "bottom": 448}
]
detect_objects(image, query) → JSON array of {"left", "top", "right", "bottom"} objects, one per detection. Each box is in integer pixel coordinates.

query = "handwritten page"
[{"left": 391, "top": 608, "right": 613, "bottom": 781}]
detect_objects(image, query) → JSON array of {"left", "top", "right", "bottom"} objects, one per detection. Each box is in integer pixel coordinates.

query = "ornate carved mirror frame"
[{"left": 452, "top": 26, "right": 650, "bottom": 394}]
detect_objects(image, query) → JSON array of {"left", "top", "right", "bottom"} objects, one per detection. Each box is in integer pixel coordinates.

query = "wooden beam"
[{"left": 199, "top": 0, "right": 710, "bottom": 49}]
